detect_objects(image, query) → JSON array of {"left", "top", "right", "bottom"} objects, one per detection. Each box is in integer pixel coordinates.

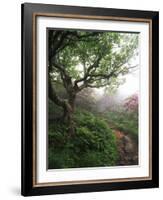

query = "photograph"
[{"left": 48, "top": 29, "right": 139, "bottom": 169}]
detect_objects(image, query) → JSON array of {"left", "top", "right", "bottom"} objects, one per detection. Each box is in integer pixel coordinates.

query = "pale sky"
[
  {"left": 117, "top": 69, "right": 139, "bottom": 98},
  {"left": 93, "top": 65, "right": 139, "bottom": 99}
]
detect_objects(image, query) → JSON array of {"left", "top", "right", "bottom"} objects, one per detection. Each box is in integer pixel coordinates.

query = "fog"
[
  {"left": 93, "top": 63, "right": 139, "bottom": 112},
  {"left": 94, "top": 68, "right": 138, "bottom": 97}
]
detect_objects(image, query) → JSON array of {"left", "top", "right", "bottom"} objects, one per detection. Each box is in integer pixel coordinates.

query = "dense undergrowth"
[
  {"left": 48, "top": 109, "right": 118, "bottom": 169},
  {"left": 102, "top": 110, "right": 138, "bottom": 142},
  {"left": 48, "top": 93, "right": 138, "bottom": 169}
]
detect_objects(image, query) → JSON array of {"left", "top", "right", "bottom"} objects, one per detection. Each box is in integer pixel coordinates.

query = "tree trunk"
[
  {"left": 63, "top": 95, "right": 76, "bottom": 137},
  {"left": 49, "top": 77, "right": 76, "bottom": 137}
]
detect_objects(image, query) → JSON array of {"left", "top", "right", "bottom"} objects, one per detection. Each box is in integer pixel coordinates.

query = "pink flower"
[{"left": 124, "top": 94, "right": 138, "bottom": 112}]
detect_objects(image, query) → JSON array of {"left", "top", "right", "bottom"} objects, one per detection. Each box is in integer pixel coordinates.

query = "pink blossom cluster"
[{"left": 124, "top": 93, "right": 138, "bottom": 112}]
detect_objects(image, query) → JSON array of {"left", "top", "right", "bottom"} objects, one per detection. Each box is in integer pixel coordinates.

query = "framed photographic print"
[{"left": 21, "top": 3, "right": 159, "bottom": 196}]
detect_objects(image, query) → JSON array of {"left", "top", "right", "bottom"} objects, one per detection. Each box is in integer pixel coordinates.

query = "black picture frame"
[{"left": 21, "top": 3, "right": 159, "bottom": 196}]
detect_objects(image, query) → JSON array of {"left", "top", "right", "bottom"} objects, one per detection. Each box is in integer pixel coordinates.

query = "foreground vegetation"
[
  {"left": 48, "top": 109, "right": 118, "bottom": 169},
  {"left": 103, "top": 110, "right": 138, "bottom": 142},
  {"left": 48, "top": 92, "right": 138, "bottom": 169}
]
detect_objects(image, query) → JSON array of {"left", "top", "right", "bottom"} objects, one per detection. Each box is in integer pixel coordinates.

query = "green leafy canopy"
[{"left": 49, "top": 30, "right": 139, "bottom": 92}]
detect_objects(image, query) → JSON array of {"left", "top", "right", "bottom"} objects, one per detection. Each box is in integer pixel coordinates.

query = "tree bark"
[
  {"left": 63, "top": 94, "right": 76, "bottom": 137},
  {"left": 49, "top": 78, "right": 76, "bottom": 137}
]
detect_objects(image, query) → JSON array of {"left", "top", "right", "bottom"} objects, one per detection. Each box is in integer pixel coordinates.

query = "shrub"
[
  {"left": 104, "top": 110, "right": 138, "bottom": 141},
  {"left": 48, "top": 109, "right": 118, "bottom": 169}
]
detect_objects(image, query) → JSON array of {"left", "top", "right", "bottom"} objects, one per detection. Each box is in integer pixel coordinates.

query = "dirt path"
[{"left": 114, "top": 130, "right": 138, "bottom": 166}]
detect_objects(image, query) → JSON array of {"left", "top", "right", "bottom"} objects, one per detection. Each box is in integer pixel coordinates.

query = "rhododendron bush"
[{"left": 124, "top": 93, "right": 138, "bottom": 113}]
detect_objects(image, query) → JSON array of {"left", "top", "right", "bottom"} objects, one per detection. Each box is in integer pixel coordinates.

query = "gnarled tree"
[{"left": 48, "top": 30, "right": 138, "bottom": 136}]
